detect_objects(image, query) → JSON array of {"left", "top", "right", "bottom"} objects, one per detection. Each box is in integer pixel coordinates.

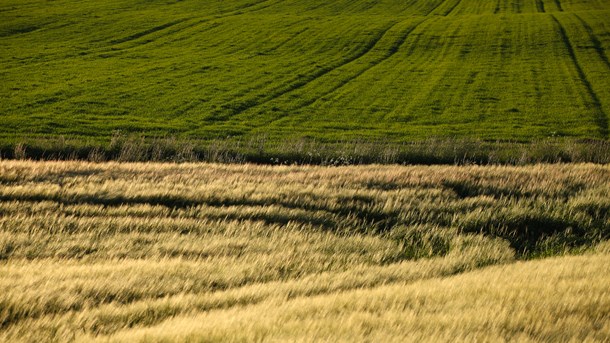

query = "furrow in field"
[
  {"left": 258, "top": 27, "right": 310, "bottom": 55},
  {"left": 453, "top": 0, "right": 500, "bottom": 15},
  {"left": 550, "top": 14, "right": 608, "bottom": 137},
  {"left": 230, "top": 0, "right": 283, "bottom": 13},
  {"left": 536, "top": 0, "right": 546, "bottom": 12},
  {"left": 496, "top": 0, "right": 510, "bottom": 13},
  {"left": 101, "top": 18, "right": 214, "bottom": 54}
]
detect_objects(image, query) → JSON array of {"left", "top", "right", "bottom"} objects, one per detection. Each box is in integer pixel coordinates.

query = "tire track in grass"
[
  {"left": 551, "top": 15, "right": 608, "bottom": 137},
  {"left": 107, "top": 0, "right": 280, "bottom": 49},
  {"left": 110, "top": 19, "right": 190, "bottom": 45},
  {"left": 427, "top": 0, "right": 453, "bottom": 16},
  {"left": 228, "top": 0, "right": 279, "bottom": 14},
  {"left": 535, "top": 0, "right": 545, "bottom": 13},
  {"left": 288, "top": 17, "right": 431, "bottom": 114},
  {"left": 513, "top": 0, "right": 522, "bottom": 14},
  {"left": 442, "top": 0, "right": 464, "bottom": 16},
  {"left": 553, "top": 0, "right": 563, "bottom": 12},
  {"left": 104, "top": 18, "right": 214, "bottom": 54},
  {"left": 215, "top": 21, "right": 402, "bottom": 119},
  {"left": 258, "top": 27, "right": 310, "bottom": 55},
  {"left": 232, "top": 0, "right": 452, "bottom": 123},
  {"left": 494, "top": 0, "right": 501, "bottom": 14},
  {"left": 90, "top": 256, "right": 506, "bottom": 337},
  {"left": 573, "top": 14, "right": 610, "bottom": 70},
  {"left": 1, "top": 253, "right": 504, "bottom": 333}
]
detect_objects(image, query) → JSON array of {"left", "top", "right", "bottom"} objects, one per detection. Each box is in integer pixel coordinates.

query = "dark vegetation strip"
[
  {"left": 536, "top": 0, "right": 546, "bottom": 13},
  {"left": 2, "top": 135, "right": 609, "bottom": 165},
  {"left": 551, "top": 15, "right": 608, "bottom": 137},
  {"left": 1, "top": 186, "right": 607, "bottom": 256},
  {"left": 0, "top": 192, "right": 400, "bottom": 234}
]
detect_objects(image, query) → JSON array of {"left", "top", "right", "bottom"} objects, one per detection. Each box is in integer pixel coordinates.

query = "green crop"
[{"left": 1, "top": 0, "right": 609, "bottom": 143}]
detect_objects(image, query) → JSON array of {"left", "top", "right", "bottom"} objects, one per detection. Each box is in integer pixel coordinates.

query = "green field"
[
  {"left": 2, "top": 0, "right": 610, "bottom": 143},
  {"left": 0, "top": 161, "right": 609, "bottom": 342}
]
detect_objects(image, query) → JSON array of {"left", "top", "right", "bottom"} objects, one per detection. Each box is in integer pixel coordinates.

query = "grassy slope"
[
  {"left": 1, "top": 0, "right": 609, "bottom": 142},
  {"left": 0, "top": 161, "right": 608, "bottom": 341}
]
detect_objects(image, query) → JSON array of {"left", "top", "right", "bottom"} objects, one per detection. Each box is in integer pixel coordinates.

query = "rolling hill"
[{"left": 1, "top": 0, "right": 609, "bottom": 143}]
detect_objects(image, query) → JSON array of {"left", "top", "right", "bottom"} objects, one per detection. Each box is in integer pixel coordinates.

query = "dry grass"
[
  {"left": 0, "top": 161, "right": 608, "bottom": 342},
  {"left": 88, "top": 253, "right": 610, "bottom": 343}
]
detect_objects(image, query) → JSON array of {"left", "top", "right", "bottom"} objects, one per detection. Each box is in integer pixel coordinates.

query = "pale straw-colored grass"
[{"left": 0, "top": 161, "right": 608, "bottom": 342}]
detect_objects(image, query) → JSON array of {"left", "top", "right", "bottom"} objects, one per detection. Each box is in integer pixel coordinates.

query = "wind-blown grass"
[{"left": 0, "top": 161, "right": 608, "bottom": 341}]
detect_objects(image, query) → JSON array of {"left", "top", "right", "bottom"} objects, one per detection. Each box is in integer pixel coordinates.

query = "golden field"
[{"left": 0, "top": 161, "right": 608, "bottom": 342}]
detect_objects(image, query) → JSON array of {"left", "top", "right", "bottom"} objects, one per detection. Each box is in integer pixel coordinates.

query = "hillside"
[{"left": 1, "top": 0, "right": 609, "bottom": 143}]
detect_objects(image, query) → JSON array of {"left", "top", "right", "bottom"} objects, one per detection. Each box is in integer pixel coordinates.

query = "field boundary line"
[{"left": 551, "top": 14, "right": 608, "bottom": 137}]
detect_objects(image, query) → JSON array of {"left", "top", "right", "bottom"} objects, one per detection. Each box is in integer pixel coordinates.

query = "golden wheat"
[{"left": 0, "top": 161, "right": 608, "bottom": 342}]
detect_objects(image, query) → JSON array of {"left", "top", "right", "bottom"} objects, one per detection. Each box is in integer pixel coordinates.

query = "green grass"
[
  {"left": 0, "top": 161, "right": 609, "bottom": 341},
  {"left": 1, "top": 0, "right": 609, "bottom": 143}
]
